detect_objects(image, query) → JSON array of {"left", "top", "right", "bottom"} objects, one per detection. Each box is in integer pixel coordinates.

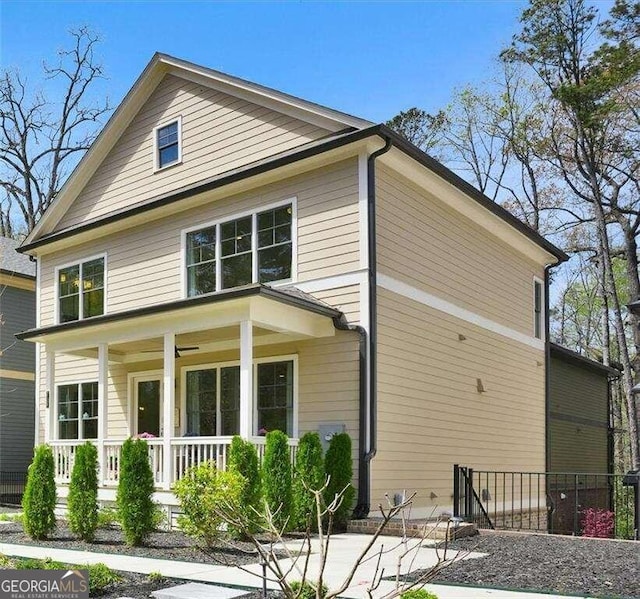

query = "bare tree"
[
  {"left": 0, "top": 27, "right": 110, "bottom": 235},
  {"left": 208, "top": 480, "right": 464, "bottom": 599}
]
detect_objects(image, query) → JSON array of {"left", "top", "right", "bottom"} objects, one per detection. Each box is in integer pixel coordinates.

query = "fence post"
[
  {"left": 573, "top": 473, "right": 580, "bottom": 536},
  {"left": 465, "top": 468, "right": 474, "bottom": 520},
  {"left": 453, "top": 464, "right": 460, "bottom": 518}
]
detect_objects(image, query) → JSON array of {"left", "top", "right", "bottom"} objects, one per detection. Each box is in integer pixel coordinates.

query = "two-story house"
[
  {"left": 0, "top": 237, "right": 36, "bottom": 482},
  {"left": 16, "top": 54, "right": 567, "bottom": 520}
]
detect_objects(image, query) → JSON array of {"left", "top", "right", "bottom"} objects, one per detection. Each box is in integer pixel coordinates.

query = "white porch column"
[
  {"left": 97, "top": 344, "right": 108, "bottom": 485},
  {"left": 240, "top": 320, "right": 253, "bottom": 439},
  {"left": 162, "top": 332, "right": 175, "bottom": 489},
  {"left": 45, "top": 347, "right": 55, "bottom": 443}
]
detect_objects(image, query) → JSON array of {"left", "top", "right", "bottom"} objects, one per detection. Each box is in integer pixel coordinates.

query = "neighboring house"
[
  {"left": 16, "top": 54, "right": 568, "bottom": 519},
  {"left": 548, "top": 343, "right": 617, "bottom": 475},
  {"left": 0, "top": 237, "right": 36, "bottom": 474}
]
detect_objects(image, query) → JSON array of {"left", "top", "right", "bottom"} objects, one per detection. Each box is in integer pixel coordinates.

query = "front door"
[{"left": 134, "top": 375, "right": 163, "bottom": 437}]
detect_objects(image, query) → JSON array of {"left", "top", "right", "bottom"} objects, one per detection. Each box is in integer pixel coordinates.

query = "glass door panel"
[
  {"left": 136, "top": 379, "right": 161, "bottom": 437},
  {"left": 220, "top": 366, "right": 240, "bottom": 436}
]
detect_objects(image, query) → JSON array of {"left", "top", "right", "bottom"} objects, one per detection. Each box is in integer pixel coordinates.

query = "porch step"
[
  {"left": 347, "top": 518, "right": 477, "bottom": 540},
  {"left": 152, "top": 583, "right": 248, "bottom": 599}
]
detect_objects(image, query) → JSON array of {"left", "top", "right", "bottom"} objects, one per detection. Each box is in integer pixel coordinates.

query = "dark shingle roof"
[{"left": 0, "top": 237, "right": 35, "bottom": 277}]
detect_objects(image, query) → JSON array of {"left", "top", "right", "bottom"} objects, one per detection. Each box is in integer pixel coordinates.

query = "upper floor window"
[
  {"left": 185, "top": 202, "right": 294, "bottom": 297},
  {"left": 534, "top": 278, "right": 543, "bottom": 339},
  {"left": 58, "top": 257, "right": 105, "bottom": 323},
  {"left": 154, "top": 118, "right": 181, "bottom": 170}
]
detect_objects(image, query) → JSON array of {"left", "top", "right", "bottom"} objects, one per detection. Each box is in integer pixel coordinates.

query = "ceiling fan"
[{"left": 140, "top": 345, "right": 200, "bottom": 358}]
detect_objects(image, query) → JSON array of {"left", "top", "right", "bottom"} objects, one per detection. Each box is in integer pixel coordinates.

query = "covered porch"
[{"left": 22, "top": 285, "right": 347, "bottom": 491}]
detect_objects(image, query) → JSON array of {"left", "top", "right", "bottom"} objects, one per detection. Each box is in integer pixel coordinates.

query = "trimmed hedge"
[
  {"left": 22, "top": 445, "right": 56, "bottom": 540},
  {"left": 262, "top": 430, "right": 292, "bottom": 531},
  {"left": 323, "top": 433, "right": 354, "bottom": 530},
  {"left": 228, "top": 436, "right": 261, "bottom": 531},
  {"left": 116, "top": 438, "right": 155, "bottom": 546},
  {"left": 292, "top": 432, "right": 325, "bottom": 531},
  {"left": 68, "top": 441, "right": 99, "bottom": 541}
]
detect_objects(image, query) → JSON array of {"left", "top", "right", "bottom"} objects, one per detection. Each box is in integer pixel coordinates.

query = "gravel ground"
[
  {"left": 0, "top": 522, "right": 266, "bottom": 567},
  {"left": 417, "top": 532, "right": 640, "bottom": 599}
]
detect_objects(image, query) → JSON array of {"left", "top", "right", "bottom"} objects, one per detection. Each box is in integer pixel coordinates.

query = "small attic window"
[{"left": 154, "top": 117, "right": 182, "bottom": 170}]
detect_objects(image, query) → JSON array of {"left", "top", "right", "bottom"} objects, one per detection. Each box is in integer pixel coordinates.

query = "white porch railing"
[{"left": 50, "top": 437, "right": 298, "bottom": 488}]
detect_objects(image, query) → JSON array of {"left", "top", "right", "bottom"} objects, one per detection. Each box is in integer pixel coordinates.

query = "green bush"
[
  {"left": 116, "top": 438, "right": 155, "bottom": 546},
  {"left": 22, "top": 444, "right": 57, "bottom": 539},
  {"left": 68, "top": 441, "right": 99, "bottom": 541},
  {"left": 86, "top": 562, "right": 122, "bottom": 595},
  {"left": 96, "top": 506, "right": 118, "bottom": 529},
  {"left": 292, "top": 432, "right": 325, "bottom": 531},
  {"left": 173, "top": 461, "right": 245, "bottom": 547},
  {"left": 289, "top": 580, "right": 328, "bottom": 599},
  {"left": 228, "top": 436, "right": 262, "bottom": 531},
  {"left": 400, "top": 590, "right": 439, "bottom": 599},
  {"left": 323, "top": 433, "right": 354, "bottom": 531},
  {"left": 262, "top": 430, "right": 292, "bottom": 531}
]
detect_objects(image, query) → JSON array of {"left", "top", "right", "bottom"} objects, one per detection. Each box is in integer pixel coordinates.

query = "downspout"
[
  {"left": 352, "top": 136, "right": 392, "bottom": 519},
  {"left": 544, "top": 264, "right": 552, "bottom": 474}
]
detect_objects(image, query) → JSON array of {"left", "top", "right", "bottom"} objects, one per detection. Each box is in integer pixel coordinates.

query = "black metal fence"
[
  {"left": 453, "top": 465, "right": 639, "bottom": 540},
  {"left": 0, "top": 472, "right": 27, "bottom": 506}
]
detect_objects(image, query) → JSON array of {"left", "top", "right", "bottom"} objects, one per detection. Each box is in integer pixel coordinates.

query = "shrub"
[
  {"left": 289, "top": 580, "right": 328, "bottom": 599},
  {"left": 116, "top": 438, "right": 155, "bottom": 546},
  {"left": 173, "top": 461, "right": 245, "bottom": 547},
  {"left": 262, "top": 430, "right": 292, "bottom": 531},
  {"left": 292, "top": 432, "right": 325, "bottom": 531},
  {"left": 67, "top": 441, "right": 99, "bottom": 541},
  {"left": 96, "top": 506, "right": 118, "bottom": 529},
  {"left": 22, "top": 444, "right": 57, "bottom": 539},
  {"left": 401, "top": 591, "right": 439, "bottom": 599},
  {"left": 581, "top": 507, "right": 615, "bottom": 538},
  {"left": 228, "top": 436, "right": 261, "bottom": 531},
  {"left": 147, "top": 571, "right": 164, "bottom": 583},
  {"left": 86, "top": 562, "right": 122, "bottom": 595},
  {"left": 323, "top": 433, "right": 354, "bottom": 531}
]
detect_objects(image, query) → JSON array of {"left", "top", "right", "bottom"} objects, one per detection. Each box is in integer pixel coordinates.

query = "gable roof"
[
  {"left": 0, "top": 237, "right": 35, "bottom": 278},
  {"left": 19, "top": 55, "right": 567, "bottom": 265},
  {"left": 24, "top": 52, "right": 372, "bottom": 244},
  {"left": 550, "top": 342, "right": 620, "bottom": 377}
]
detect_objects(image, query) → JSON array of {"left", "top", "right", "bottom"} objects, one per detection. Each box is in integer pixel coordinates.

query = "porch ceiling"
[{"left": 18, "top": 284, "right": 340, "bottom": 353}]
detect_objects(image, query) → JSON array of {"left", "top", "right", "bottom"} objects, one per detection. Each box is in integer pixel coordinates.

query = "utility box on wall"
[{"left": 318, "top": 423, "right": 346, "bottom": 452}]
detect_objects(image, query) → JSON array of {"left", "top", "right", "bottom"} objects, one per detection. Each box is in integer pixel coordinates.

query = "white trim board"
[{"left": 377, "top": 273, "right": 545, "bottom": 351}]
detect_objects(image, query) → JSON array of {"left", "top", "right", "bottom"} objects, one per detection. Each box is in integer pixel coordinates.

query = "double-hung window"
[
  {"left": 185, "top": 202, "right": 294, "bottom": 297},
  {"left": 155, "top": 118, "right": 181, "bottom": 170},
  {"left": 57, "top": 382, "right": 98, "bottom": 440},
  {"left": 183, "top": 358, "right": 294, "bottom": 437},
  {"left": 58, "top": 257, "right": 105, "bottom": 323}
]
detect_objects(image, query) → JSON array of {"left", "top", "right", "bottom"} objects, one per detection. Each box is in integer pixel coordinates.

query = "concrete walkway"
[{"left": 0, "top": 535, "right": 590, "bottom": 599}]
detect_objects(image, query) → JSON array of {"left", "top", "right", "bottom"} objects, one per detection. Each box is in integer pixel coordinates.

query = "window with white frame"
[
  {"left": 534, "top": 278, "right": 544, "bottom": 339},
  {"left": 155, "top": 119, "right": 181, "bottom": 170},
  {"left": 185, "top": 203, "right": 293, "bottom": 297},
  {"left": 57, "top": 382, "right": 98, "bottom": 440},
  {"left": 58, "top": 257, "right": 105, "bottom": 323},
  {"left": 183, "top": 359, "right": 294, "bottom": 436},
  {"left": 256, "top": 360, "right": 294, "bottom": 435}
]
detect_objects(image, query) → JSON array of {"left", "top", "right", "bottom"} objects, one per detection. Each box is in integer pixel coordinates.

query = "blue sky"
[{"left": 1, "top": 1, "right": 529, "bottom": 123}]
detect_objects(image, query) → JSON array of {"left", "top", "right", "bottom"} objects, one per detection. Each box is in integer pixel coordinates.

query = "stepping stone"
[{"left": 152, "top": 583, "right": 248, "bottom": 599}]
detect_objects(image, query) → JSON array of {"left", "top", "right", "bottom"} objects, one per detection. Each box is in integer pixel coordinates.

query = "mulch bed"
[
  {"left": 421, "top": 531, "right": 640, "bottom": 599},
  {"left": 0, "top": 522, "right": 267, "bottom": 568}
]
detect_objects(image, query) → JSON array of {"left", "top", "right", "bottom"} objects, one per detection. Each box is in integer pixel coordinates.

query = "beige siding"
[
  {"left": 548, "top": 356, "right": 609, "bottom": 473},
  {"left": 56, "top": 74, "right": 331, "bottom": 230},
  {"left": 376, "top": 165, "right": 544, "bottom": 337},
  {"left": 40, "top": 159, "right": 360, "bottom": 327},
  {"left": 313, "top": 285, "right": 361, "bottom": 324},
  {"left": 372, "top": 287, "right": 545, "bottom": 511}
]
